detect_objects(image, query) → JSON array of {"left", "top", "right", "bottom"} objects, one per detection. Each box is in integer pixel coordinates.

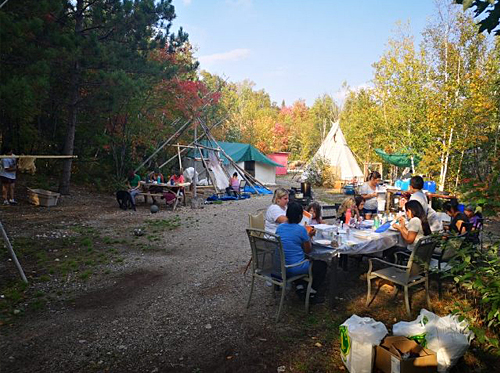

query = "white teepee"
[{"left": 313, "top": 121, "right": 363, "bottom": 181}]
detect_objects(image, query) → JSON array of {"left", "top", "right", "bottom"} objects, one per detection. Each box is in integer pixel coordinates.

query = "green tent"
[
  {"left": 375, "top": 149, "right": 422, "bottom": 168},
  {"left": 195, "top": 140, "right": 283, "bottom": 167}
]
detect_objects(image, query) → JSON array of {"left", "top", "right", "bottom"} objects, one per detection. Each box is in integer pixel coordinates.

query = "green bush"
[
  {"left": 446, "top": 238, "right": 500, "bottom": 353},
  {"left": 304, "top": 157, "right": 329, "bottom": 186}
]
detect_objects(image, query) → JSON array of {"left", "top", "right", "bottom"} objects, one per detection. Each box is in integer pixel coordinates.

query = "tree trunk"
[
  {"left": 59, "top": 0, "right": 83, "bottom": 195},
  {"left": 439, "top": 127, "right": 453, "bottom": 192}
]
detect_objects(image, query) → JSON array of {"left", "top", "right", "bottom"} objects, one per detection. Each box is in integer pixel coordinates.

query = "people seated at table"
[
  {"left": 167, "top": 169, "right": 186, "bottom": 199},
  {"left": 265, "top": 188, "right": 289, "bottom": 233},
  {"left": 464, "top": 205, "right": 482, "bottom": 229},
  {"left": 147, "top": 168, "right": 164, "bottom": 184},
  {"left": 126, "top": 170, "right": 142, "bottom": 206},
  {"left": 359, "top": 171, "right": 381, "bottom": 219},
  {"left": 145, "top": 168, "right": 165, "bottom": 204},
  {"left": 169, "top": 169, "right": 184, "bottom": 185},
  {"left": 443, "top": 198, "right": 469, "bottom": 235},
  {"left": 306, "top": 201, "right": 325, "bottom": 225},
  {"left": 337, "top": 195, "right": 364, "bottom": 222},
  {"left": 408, "top": 175, "right": 443, "bottom": 233},
  {"left": 225, "top": 172, "right": 240, "bottom": 196},
  {"left": 276, "top": 202, "right": 327, "bottom": 304},
  {"left": 392, "top": 200, "right": 431, "bottom": 252}
]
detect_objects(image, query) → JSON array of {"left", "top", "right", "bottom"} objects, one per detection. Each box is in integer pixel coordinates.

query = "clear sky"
[{"left": 172, "top": 0, "right": 438, "bottom": 106}]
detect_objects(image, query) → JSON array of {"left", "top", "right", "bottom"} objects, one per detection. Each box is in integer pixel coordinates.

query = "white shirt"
[
  {"left": 359, "top": 182, "right": 378, "bottom": 210},
  {"left": 407, "top": 217, "right": 425, "bottom": 252},
  {"left": 410, "top": 190, "right": 443, "bottom": 232},
  {"left": 265, "top": 204, "right": 287, "bottom": 233}
]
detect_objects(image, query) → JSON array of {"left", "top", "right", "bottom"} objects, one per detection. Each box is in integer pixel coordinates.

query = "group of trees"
[
  {"left": 0, "top": 1, "right": 498, "bottom": 194},
  {"left": 341, "top": 3, "right": 499, "bottom": 191},
  {"left": 200, "top": 72, "right": 340, "bottom": 162},
  {"left": 0, "top": 0, "right": 211, "bottom": 193}
]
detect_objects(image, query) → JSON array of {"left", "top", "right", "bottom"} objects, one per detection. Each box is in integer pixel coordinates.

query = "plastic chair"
[
  {"left": 366, "top": 236, "right": 438, "bottom": 317},
  {"left": 239, "top": 179, "right": 247, "bottom": 194},
  {"left": 249, "top": 211, "right": 265, "bottom": 231},
  {"left": 246, "top": 228, "right": 313, "bottom": 322}
]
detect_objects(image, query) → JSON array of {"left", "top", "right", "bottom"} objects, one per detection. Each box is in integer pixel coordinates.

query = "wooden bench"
[{"left": 137, "top": 192, "right": 164, "bottom": 203}]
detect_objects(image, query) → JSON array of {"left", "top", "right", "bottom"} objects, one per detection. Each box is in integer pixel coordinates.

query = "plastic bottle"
[
  {"left": 345, "top": 208, "right": 352, "bottom": 225},
  {"left": 337, "top": 232, "right": 342, "bottom": 246},
  {"left": 157, "top": 176, "right": 161, "bottom": 184},
  {"left": 374, "top": 215, "right": 380, "bottom": 229}
]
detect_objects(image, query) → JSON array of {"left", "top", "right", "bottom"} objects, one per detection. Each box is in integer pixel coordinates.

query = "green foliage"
[
  {"left": 445, "top": 239, "right": 500, "bottom": 352},
  {"left": 304, "top": 157, "right": 330, "bottom": 186},
  {"left": 459, "top": 171, "right": 500, "bottom": 215}
]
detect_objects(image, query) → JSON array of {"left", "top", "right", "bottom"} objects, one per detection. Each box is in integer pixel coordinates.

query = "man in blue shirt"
[{"left": 276, "top": 202, "right": 327, "bottom": 304}]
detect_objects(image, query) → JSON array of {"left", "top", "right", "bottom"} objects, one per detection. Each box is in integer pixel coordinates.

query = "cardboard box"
[{"left": 375, "top": 336, "right": 437, "bottom": 373}]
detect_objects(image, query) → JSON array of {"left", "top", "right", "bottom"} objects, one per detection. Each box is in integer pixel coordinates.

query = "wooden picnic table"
[{"left": 139, "top": 181, "right": 191, "bottom": 211}]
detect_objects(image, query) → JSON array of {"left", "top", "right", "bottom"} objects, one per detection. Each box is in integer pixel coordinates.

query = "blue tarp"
[
  {"left": 206, "top": 193, "right": 251, "bottom": 202},
  {"left": 243, "top": 185, "right": 273, "bottom": 195}
]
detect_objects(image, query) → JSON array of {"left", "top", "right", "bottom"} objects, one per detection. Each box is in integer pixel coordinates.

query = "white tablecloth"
[{"left": 311, "top": 227, "right": 405, "bottom": 260}]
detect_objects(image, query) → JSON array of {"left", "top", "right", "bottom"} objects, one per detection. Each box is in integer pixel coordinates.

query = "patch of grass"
[
  {"left": 29, "top": 298, "right": 46, "bottom": 311},
  {"left": 145, "top": 217, "right": 181, "bottom": 232},
  {"left": 78, "top": 270, "right": 92, "bottom": 280},
  {"left": 102, "top": 237, "right": 114, "bottom": 244},
  {"left": 80, "top": 237, "right": 93, "bottom": 249}
]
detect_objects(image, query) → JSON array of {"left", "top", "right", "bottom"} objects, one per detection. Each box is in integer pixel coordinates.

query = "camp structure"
[
  {"left": 194, "top": 140, "right": 284, "bottom": 185},
  {"left": 312, "top": 121, "right": 363, "bottom": 181}
]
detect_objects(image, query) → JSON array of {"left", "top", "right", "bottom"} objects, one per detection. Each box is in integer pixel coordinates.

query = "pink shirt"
[
  {"left": 170, "top": 174, "right": 184, "bottom": 184},
  {"left": 230, "top": 177, "right": 240, "bottom": 191}
]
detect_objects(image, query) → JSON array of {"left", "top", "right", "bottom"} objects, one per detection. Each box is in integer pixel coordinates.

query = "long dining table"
[
  {"left": 309, "top": 224, "right": 405, "bottom": 260},
  {"left": 308, "top": 223, "right": 406, "bottom": 303}
]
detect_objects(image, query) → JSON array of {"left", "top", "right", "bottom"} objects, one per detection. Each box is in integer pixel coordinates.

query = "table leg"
[{"left": 172, "top": 190, "right": 181, "bottom": 211}]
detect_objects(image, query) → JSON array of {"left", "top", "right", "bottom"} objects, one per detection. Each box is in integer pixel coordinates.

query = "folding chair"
[
  {"left": 246, "top": 228, "right": 313, "bottom": 322},
  {"left": 366, "top": 236, "right": 437, "bottom": 317}
]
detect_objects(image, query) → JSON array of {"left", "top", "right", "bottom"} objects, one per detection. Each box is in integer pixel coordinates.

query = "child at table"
[
  {"left": 169, "top": 169, "right": 184, "bottom": 185},
  {"left": 276, "top": 202, "right": 328, "bottom": 304},
  {"left": 306, "top": 201, "right": 325, "bottom": 225}
]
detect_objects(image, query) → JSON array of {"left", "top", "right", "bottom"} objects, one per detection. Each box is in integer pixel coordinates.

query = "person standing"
[
  {"left": 1, "top": 147, "right": 17, "bottom": 205},
  {"left": 359, "top": 171, "right": 381, "bottom": 219}
]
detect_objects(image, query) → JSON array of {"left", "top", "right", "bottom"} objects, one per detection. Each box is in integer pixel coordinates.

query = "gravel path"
[{"left": 1, "top": 189, "right": 297, "bottom": 372}]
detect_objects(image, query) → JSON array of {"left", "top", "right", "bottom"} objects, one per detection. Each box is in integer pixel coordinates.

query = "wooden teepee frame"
[{"left": 133, "top": 109, "right": 270, "bottom": 198}]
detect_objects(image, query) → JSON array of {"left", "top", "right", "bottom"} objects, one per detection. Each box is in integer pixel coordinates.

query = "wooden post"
[{"left": 0, "top": 221, "right": 28, "bottom": 284}]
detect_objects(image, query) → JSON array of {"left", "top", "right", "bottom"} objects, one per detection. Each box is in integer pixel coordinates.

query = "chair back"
[
  {"left": 239, "top": 179, "right": 247, "bottom": 192},
  {"left": 246, "top": 228, "right": 285, "bottom": 280},
  {"left": 249, "top": 211, "right": 265, "bottom": 231},
  {"left": 407, "top": 237, "right": 437, "bottom": 278}
]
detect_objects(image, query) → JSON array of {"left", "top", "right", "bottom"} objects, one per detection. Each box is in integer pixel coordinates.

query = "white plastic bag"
[
  {"left": 393, "top": 309, "right": 474, "bottom": 372},
  {"left": 183, "top": 167, "right": 198, "bottom": 182},
  {"left": 340, "top": 315, "right": 388, "bottom": 373}
]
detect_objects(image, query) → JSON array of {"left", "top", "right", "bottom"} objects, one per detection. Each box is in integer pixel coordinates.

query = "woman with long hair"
[
  {"left": 265, "top": 188, "right": 289, "bottom": 233},
  {"left": 393, "top": 200, "right": 431, "bottom": 251},
  {"left": 306, "top": 201, "right": 324, "bottom": 225},
  {"left": 359, "top": 171, "right": 381, "bottom": 219},
  {"left": 337, "top": 195, "right": 365, "bottom": 222}
]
